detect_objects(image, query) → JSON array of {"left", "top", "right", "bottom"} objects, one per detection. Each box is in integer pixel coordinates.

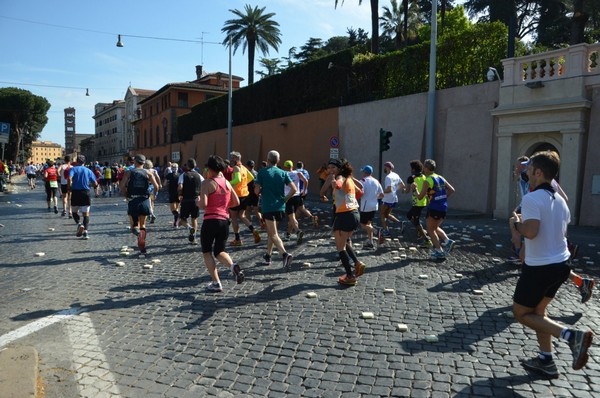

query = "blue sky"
[{"left": 0, "top": 0, "right": 375, "bottom": 146}]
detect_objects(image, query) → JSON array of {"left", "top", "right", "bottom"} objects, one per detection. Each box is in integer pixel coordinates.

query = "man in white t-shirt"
[
  {"left": 283, "top": 160, "right": 307, "bottom": 244},
  {"left": 510, "top": 150, "right": 593, "bottom": 379},
  {"left": 379, "top": 161, "right": 405, "bottom": 238},
  {"left": 358, "top": 165, "right": 383, "bottom": 249}
]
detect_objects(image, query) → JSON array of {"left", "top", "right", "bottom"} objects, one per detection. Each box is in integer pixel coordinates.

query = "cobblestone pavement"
[{"left": 0, "top": 176, "right": 599, "bottom": 397}]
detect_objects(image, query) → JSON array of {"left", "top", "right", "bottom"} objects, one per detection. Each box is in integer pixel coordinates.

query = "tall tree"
[
  {"left": 335, "top": 0, "right": 380, "bottom": 54},
  {"left": 257, "top": 58, "right": 281, "bottom": 78},
  {"left": 463, "top": 0, "right": 539, "bottom": 40},
  {"left": 0, "top": 87, "right": 50, "bottom": 163},
  {"left": 380, "top": 0, "right": 421, "bottom": 49},
  {"left": 295, "top": 38, "right": 326, "bottom": 63},
  {"left": 222, "top": 4, "right": 282, "bottom": 85}
]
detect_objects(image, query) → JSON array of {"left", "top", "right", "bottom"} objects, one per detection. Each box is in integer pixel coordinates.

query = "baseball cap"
[
  {"left": 383, "top": 161, "right": 394, "bottom": 169},
  {"left": 134, "top": 154, "right": 146, "bottom": 164},
  {"left": 361, "top": 165, "right": 373, "bottom": 175},
  {"left": 283, "top": 160, "right": 293, "bottom": 169}
]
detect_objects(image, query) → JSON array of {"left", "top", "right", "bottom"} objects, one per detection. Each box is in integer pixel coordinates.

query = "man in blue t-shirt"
[
  {"left": 68, "top": 155, "right": 98, "bottom": 240},
  {"left": 254, "top": 150, "right": 297, "bottom": 270}
]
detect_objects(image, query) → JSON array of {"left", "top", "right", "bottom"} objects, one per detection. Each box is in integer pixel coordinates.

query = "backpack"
[{"left": 127, "top": 168, "right": 149, "bottom": 197}]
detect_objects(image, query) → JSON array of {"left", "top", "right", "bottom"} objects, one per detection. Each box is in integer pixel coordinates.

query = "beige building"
[{"left": 28, "top": 141, "right": 64, "bottom": 164}]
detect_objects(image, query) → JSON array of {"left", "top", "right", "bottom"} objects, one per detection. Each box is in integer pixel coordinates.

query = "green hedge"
[{"left": 178, "top": 22, "right": 507, "bottom": 140}]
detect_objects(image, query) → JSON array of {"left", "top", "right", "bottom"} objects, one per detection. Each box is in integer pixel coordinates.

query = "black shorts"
[
  {"left": 200, "top": 218, "right": 230, "bottom": 254},
  {"left": 127, "top": 197, "right": 151, "bottom": 218},
  {"left": 46, "top": 186, "right": 58, "bottom": 201},
  {"left": 333, "top": 210, "right": 359, "bottom": 232},
  {"left": 61, "top": 184, "right": 69, "bottom": 195},
  {"left": 285, "top": 196, "right": 303, "bottom": 215},
  {"left": 427, "top": 209, "right": 446, "bottom": 220},
  {"left": 407, "top": 206, "right": 425, "bottom": 221},
  {"left": 168, "top": 192, "right": 180, "bottom": 204},
  {"left": 71, "top": 190, "right": 91, "bottom": 207},
  {"left": 263, "top": 211, "right": 284, "bottom": 222},
  {"left": 180, "top": 200, "right": 199, "bottom": 219},
  {"left": 230, "top": 196, "right": 249, "bottom": 211},
  {"left": 359, "top": 211, "right": 376, "bottom": 225},
  {"left": 246, "top": 192, "right": 259, "bottom": 207},
  {"left": 513, "top": 262, "right": 570, "bottom": 308},
  {"left": 27, "top": 174, "right": 35, "bottom": 180},
  {"left": 101, "top": 179, "right": 111, "bottom": 187}
]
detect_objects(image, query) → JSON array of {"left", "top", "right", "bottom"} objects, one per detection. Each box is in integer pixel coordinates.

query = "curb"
[{"left": 0, "top": 346, "right": 38, "bottom": 398}]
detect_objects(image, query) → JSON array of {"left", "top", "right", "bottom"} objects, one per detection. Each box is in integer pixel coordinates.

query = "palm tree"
[
  {"left": 380, "top": 0, "right": 421, "bottom": 49},
  {"left": 335, "top": 0, "right": 380, "bottom": 54},
  {"left": 222, "top": 4, "right": 282, "bottom": 85}
]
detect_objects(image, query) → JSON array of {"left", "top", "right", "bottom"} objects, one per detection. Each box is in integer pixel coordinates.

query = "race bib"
[{"left": 49, "top": 181, "right": 59, "bottom": 188}]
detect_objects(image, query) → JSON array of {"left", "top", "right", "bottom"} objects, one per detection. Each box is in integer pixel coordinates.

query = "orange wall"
[{"left": 139, "top": 108, "right": 339, "bottom": 194}]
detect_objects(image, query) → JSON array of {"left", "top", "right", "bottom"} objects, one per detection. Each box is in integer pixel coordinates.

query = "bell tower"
[{"left": 64, "top": 107, "right": 76, "bottom": 155}]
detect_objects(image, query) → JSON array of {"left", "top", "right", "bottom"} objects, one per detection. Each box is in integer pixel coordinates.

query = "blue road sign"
[{"left": 0, "top": 122, "right": 10, "bottom": 144}]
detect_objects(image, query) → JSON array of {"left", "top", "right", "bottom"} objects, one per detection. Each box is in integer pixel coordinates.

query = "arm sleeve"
[{"left": 230, "top": 171, "right": 241, "bottom": 186}]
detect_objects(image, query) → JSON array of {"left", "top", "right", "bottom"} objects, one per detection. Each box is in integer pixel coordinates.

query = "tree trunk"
[
  {"left": 402, "top": 0, "right": 408, "bottom": 48},
  {"left": 248, "top": 39, "right": 256, "bottom": 85},
  {"left": 370, "top": 0, "right": 379, "bottom": 54},
  {"left": 570, "top": 0, "right": 589, "bottom": 44}
]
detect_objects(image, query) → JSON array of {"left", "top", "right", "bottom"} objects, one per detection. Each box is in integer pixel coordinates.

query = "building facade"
[
  {"left": 133, "top": 65, "right": 243, "bottom": 167},
  {"left": 28, "top": 140, "right": 63, "bottom": 164},
  {"left": 124, "top": 87, "right": 156, "bottom": 156},
  {"left": 92, "top": 100, "right": 126, "bottom": 165}
]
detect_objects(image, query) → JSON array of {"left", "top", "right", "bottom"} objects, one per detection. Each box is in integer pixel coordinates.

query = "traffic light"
[{"left": 379, "top": 128, "right": 392, "bottom": 152}]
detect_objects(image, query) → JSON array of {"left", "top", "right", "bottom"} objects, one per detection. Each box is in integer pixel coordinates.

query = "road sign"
[
  {"left": 329, "top": 148, "right": 339, "bottom": 159},
  {"left": 329, "top": 136, "right": 339, "bottom": 148},
  {"left": 0, "top": 122, "right": 9, "bottom": 144}
]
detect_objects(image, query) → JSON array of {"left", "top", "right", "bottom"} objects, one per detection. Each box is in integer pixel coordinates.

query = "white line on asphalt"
[
  {"left": 0, "top": 307, "right": 84, "bottom": 348},
  {"left": 66, "top": 313, "right": 122, "bottom": 397}
]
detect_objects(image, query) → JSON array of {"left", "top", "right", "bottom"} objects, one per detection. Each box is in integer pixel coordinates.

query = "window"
[
  {"left": 178, "top": 92, "right": 188, "bottom": 107},
  {"left": 143, "top": 129, "right": 147, "bottom": 147},
  {"left": 149, "top": 127, "right": 153, "bottom": 147},
  {"left": 156, "top": 126, "right": 159, "bottom": 146}
]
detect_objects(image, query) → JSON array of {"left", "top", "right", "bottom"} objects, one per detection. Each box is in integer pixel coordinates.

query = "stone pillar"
[
  {"left": 494, "top": 135, "right": 514, "bottom": 219},
  {"left": 560, "top": 129, "right": 585, "bottom": 224}
]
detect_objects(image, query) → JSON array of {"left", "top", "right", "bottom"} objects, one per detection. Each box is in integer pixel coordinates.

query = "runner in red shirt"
[{"left": 44, "top": 159, "right": 59, "bottom": 213}]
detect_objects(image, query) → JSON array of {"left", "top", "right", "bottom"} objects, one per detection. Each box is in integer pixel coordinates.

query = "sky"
[{"left": 0, "top": 0, "right": 376, "bottom": 146}]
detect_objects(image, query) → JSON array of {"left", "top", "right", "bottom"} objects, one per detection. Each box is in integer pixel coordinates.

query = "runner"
[
  {"left": 68, "top": 155, "right": 98, "bottom": 240},
  {"left": 245, "top": 160, "right": 264, "bottom": 229},
  {"left": 25, "top": 162, "right": 36, "bottom": 189},
  {"left": 404, "top": 160, "right": 432, "bottom": 247},
  {"left": 413, "top": 159, "right": 456, "bottom": 258},
  {"left": 120, "top": 154, "right": 159, "bottom": 253},
  {"left": 282, "top": 160, "right": 307, "bottom": 244},
  {"left": 165, "top": 163, "right": 181, "bottom": 228},
  {"left": 328, "top": 158, "right": 365, "bottom": 285},
  {"left": 510, "top": 150, "right": 593, "bottom": 378},
  {"left": 58, "top": 156, "right": 72, "bottom": 217},
  {"left": 294, "top": 161, "right": 318, "bottom": 228},
  {"left": 228, "top": 151, "right": 260, "bottom": 246},
  {"left": 144, "top": 159, "right": 162, "bottom": 224},
  {"left": 43, "top": 159, "right": 59, "bottom": 213},
  {"left": 101, "top": 162, "right": 112, "bottom": 197},
  {"left": 379, "top": 161, "right": 405, "bottom": 239},
  {"left": 254, "top": 150, "right": 296, "bottom": 270},
  {"left": 177, "top": 158, "right": 204, "bottom": 243},
  {"left": 198, "top": 155, "right": 245, "bottom": 292},
  {"left": 358, "top": 165, "right": 383, "bottom": 249}
]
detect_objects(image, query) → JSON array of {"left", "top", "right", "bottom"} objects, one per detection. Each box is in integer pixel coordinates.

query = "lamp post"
[
  {"left": 425, "top": 0, "right": 438, "bottom": 160},
  {"left": 227, "top": 36, "right": 233, "bottom": 156}
]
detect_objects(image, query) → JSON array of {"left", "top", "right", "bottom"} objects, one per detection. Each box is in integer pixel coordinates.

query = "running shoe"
[
  {"left": 419, "top": 239, "right": 433, "bottom": 248},
  {"left": 579, "top": 278, "right": 595, "bottom": 304},
  {"left": 54, "top": 206, "right": 58, "bottom": 214},
  {"left": 507, "top": 256, "right": 522, "bottom": 264},
  {"left": 206, "top": 281, "right": 223, "bottom": 292},
  {"left": 149, "top": 215, "right": 156, "bottom": 224},
  {"left": 355, "top": 262, "right": 366, "bottom": 277},
  {"left": 568, "top": 330, "right": 593, "bottom": 370},
  {"left": 263, "top": 254, "right": 272, "bottom": 265},
  {"left": 283, "top": 233, "right": 291, "bottom": 242},
  {"left": 76, "top": 224, "right": 84, "bottom": 237},
  {"left": 82, "top": 231, "right": 89, "bottom": 240},
  {"left": 283, "top": 253, "right": 293, "bottom": 270},
  {"left": 188, "top": 228, "right": 196, "bottom": 243},
  {"left": 363, "top": 241, "right": 375, "bottom": 250},
  {"left": 377, "top": 228, "right": 385, "bottom": 244},
  {"left": 520, "top": 357, "right": 559, "bottom": 379},
  {"left": 68, "top": 213, "right": 72, "bottom": 219},
  {"left": 297, "top": 230, "right": 304, "bottom": 245},
  {"left": 431, "top": 250, "right": 446, "bottom": 259},
  {"left": 338, "top": 274, "right": 357, "bottom": 286},
  {"left": 138, "top": 229, "right": 146, "bottom": 251},
  {"left": 252, "top": 229, "right": 261, "bottom": 243},
  {"left": 61, "top": 210, "right": 66, "bottom": 217},
  {"left": 131, "top": 227, "right": 140, "bottom": 236},
  {"left": 444, "top": 239, "right": 456, "bottom": 253},
  {"left": 231, "top": 263, "right": 245, "bottom": 284},
  {"left": 230, "top": 239, "right": 243, "bottom": 247},
  {"left": 382, "top": 229, "right": 391, "bottom": 238}
]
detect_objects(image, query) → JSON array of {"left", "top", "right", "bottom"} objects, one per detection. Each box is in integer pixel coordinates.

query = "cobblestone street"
[{"left": 1, "top": 176, "right": 599, "bottom": 397}]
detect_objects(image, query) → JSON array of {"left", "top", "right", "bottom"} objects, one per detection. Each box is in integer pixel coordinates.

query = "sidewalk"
[{"left": 0, "top": 177, "right": 598, "bottom": 397}]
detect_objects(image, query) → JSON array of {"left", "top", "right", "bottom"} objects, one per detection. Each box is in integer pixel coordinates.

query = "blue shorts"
[
  {"left": 127, "top": 197, "right": 151, "bottom": 218},
  {"left": 382, "top": 202, "right": 397, "bottom": 208}
]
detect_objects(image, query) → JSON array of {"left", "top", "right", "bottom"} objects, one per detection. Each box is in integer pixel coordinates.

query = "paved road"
[{"left": 0, "top": 176, "right": 598, "bottom": 397}]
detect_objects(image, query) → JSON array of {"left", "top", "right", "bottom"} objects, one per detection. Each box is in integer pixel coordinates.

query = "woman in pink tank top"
[{"left": 197, "top": 155, "right": 244, "bottom": 292}]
